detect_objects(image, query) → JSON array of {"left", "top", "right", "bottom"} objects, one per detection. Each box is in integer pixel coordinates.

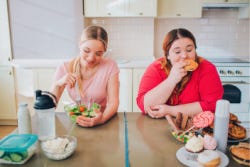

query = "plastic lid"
[
  {"left": 0, "top": 134, "right": 38, "bottom": 152},
  {"left": 34, "top": 90, "right": 56, "bottom": 109},
  {"left": 19, "top": 103, "right": 28, "bottom": 107}
]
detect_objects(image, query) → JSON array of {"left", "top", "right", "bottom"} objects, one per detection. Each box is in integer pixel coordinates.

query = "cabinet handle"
[
  {"left": 107, "top": 13, "right": 111, "bottom": 15},
  {"left": 224, "top": 0, "right": 229, "bottom": 2},
  {"left": 9, "top": 71, "right": 12, "bottom": 75},
  {"left": 176, "top": 13, "right": 181, "bottom": 16},
  {"left": 139, "top": 12, "right": 143, "bottom": 15},
  {"left": 8, "top": 57, "right": 11, "bottom": 61}
]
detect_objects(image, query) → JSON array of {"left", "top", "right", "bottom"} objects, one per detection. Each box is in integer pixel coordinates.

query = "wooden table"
[{"left": 0, "top": 112, "right": 244, "bottom": 167}]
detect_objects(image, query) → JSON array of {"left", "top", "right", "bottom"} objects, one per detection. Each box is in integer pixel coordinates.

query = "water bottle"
[
  {"left": 34, "top": 90, "right": 56, "bottom": 141},
  {"left": 214, "top": 99, "right": 230, "bottom": 153},
  {"left": 18, "top": 103, "right": 32, "bottom": 134}
]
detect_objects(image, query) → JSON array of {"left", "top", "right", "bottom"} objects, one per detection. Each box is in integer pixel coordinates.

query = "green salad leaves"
[{"left": 64, "top": 103, "right": 101, "bottom": 122}]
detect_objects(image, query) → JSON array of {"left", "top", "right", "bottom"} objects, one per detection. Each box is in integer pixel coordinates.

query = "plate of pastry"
[
  {"left": 228, "top": 137, "right": 249, "bottom": 143},
  {"left": 229, "top": 142, "right": 250, "bottom": 166},
  {"left": 176, "top": 147, "right": 229, "bottom": 167},
  {"left": 202, "top": 112, "right": 248, "bottom": 143},
  {"left": 176, "top": 134, "right": 229, "bottom": 167}
]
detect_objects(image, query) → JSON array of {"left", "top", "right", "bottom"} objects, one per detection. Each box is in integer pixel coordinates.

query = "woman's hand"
[
  {"left": 56, "top": 73, "right": 77, "bottom": 88},
  {"left": 168, "top": 61, "right": 187, "bottom": 84},
  {"left": 76, "top": 108, "right": 103, "bottom": 127},
  {"left": 146, "top": 105, "right": 168, "bottom": 119}
]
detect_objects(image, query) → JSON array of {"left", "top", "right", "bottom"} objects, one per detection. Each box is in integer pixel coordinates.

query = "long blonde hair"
[
  {"left": 68, "top": 26, "right": 108, "bottom": 92},
  {"left": 160, "top": 28, "right": 202, "bottom": 105}
]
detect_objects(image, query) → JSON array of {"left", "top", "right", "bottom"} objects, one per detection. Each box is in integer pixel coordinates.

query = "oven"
[{"left": 210, "top": 58, "right": 250, "bottom": 129}]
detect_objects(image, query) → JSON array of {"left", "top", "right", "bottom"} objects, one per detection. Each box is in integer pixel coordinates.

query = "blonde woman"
[{"left": 51, "top": 25, "right": 119, "bottom": 127}]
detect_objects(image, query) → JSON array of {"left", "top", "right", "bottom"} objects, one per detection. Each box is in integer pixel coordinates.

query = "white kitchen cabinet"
[
  {"left": 238, "top": 4, "right": 250, "bottom": 18},
  {"left": 202, "top": 0, "right": 248, "bottom": 3},
  {"left": 84, "top": 0, "right": 157, "bottom": 17},
  {"left": 158, "top": 0, "right": 202, "bottom": 18},
  {"left": 132, "top": 68, "right": 146, "bottom": 112},
  {"left": 126, "top": 0, "right": 157, "bottom": 17},
  {"left": 202, "top": 0, "right": 249, "bottom": 7},
  {"left": 0, "top": 67, "right": 17, "bottom": 125},
  {"left": 84, "top": 0, "right": 125, "bottom": 17},
  {"left": 0, "top": 0, "right": 12, "bottom": 66},
  {"left": 0, "top": 0, "right": 17, "bottom": 125},
  {"left": 119, "top": 69, "right": 133, "bottom": 112},
  {"left": 33, "top": 69, "right": 56, "bottom": 92},
  {"left": 33, "top": 69, "right": 71, "bottom": 112},
  {"left": 119, "top": 67, "right": 146, "bottom": 112}
]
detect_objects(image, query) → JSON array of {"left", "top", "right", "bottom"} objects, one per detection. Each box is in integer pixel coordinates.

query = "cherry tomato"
[
  {"left": 79, "top": 106, "right": 85, "bottom": 112},
  {"left": 69, "top": 111, "right": 74, "bottom": 116}
]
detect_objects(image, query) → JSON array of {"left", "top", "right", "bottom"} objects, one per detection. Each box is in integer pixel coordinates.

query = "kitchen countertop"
[
  {"left": 11, "top": 58, "right": 153, "bottom": 69},
  {"left": 0, "top": 112, "right": 246, "bottom": 167}
]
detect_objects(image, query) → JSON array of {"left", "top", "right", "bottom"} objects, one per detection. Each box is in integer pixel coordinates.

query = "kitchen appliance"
[{"left": 209, "top": 58, "right": 250, "bottom": 129}]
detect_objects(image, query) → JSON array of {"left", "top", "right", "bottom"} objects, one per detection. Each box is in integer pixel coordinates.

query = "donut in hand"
[{"left": 184, "top": 59, "right": 198, "bottom": 71}]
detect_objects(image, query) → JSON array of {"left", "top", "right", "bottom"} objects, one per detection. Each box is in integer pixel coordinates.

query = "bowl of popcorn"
[{"left": 41, "top": 135, "right": 77, "bottom": 160}]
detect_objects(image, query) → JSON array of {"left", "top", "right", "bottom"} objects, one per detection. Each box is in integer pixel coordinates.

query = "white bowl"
[{"left": 41, "top": 135, "right": 77, "bottom": 160}]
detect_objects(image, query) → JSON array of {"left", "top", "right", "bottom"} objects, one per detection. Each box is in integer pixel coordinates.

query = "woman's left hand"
[
  {"left": 146, "top": 105, "right": 167, "bottom": 119},
  {"left": 76, "top": 109, "right": 103, "bottom": 127}
]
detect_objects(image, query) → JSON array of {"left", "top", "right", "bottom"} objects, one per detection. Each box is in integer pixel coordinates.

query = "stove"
[
  {"left": 208, "top": 58, "right": 250, "bottom": 78},
  {"left": 208, "top": 57, "right": 250, "bottom": 129},
  {"left": 208, "top": 57, "right": 250, "bottom": 63}
]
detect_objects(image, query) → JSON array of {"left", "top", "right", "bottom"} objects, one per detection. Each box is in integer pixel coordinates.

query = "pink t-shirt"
[{"left": 54, "top": 57, "right": 119, "bottom": 111}]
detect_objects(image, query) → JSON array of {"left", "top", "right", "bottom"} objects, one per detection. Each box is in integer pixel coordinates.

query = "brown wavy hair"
[
  {"left": 68, "top": 26, "right": 108, "bottom": 93},
  {"left": 160, "top": 28, "right": 201, "bottom": 105}
]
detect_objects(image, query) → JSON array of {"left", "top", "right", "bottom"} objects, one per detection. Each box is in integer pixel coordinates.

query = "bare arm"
[
  {"left": 99, "top": 73, "right": 119, "bottom": 124},
  {"left": 144, "top": 77, "right": 176, "bottom": 111},
  {"left": 148, "top": 102, "right": 203, "bottom": 119},
  {"left": 50, "top": 73, "right": 77, "bottom": 104},
  {"left": 144, "top": 61, "right": 187, "bottom": 113}
]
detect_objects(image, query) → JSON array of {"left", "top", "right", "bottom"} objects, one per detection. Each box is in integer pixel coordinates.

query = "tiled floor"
[{"left": 0, "top": 125, "right": 17, "bottom": 139}]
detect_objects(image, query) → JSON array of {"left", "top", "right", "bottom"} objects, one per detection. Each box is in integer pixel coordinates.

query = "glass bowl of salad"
[{"left": 64, "top": 103, "right": 101, "bottom": 122}]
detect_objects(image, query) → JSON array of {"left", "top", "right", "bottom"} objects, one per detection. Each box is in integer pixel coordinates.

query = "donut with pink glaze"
[{"left": 193, "top": 111, "right": 214, "bottom": 128}]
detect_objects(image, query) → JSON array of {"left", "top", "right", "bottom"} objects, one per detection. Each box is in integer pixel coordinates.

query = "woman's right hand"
[
  {"left": 168, "top": 61, "right": 187, "bottom": 84},
  {"left": 56, "top": 73, "right": 77, "bottom": 88}
]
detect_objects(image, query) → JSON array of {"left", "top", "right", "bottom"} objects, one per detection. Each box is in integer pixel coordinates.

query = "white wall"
[
  {"left": 155, "top": 8, "right": 250, "bottom": 60},
  {"left": 86, "top": 8, "right": 249, "bottom": 61},
  {"left": 9, "top": 3, "right": 249, "bottom": 61},
  {"left": 8, "top": 0, "right": 84, "bottom": 59}
]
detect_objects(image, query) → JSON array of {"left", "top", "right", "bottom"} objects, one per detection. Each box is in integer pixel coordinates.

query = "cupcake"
[
  {"left": 185, "top": 135, "right": 204, "bottom": 153},
  {"left": 203, "top": 134, "right": 217, "bottom": 150},
  {"left": 197, "top": 150, "right": 221, "bottom": 167}
]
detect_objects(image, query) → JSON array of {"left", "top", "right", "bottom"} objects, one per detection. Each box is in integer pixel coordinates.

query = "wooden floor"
[{"left": 0, "top": 125, "right": 17, "bottom": 139}]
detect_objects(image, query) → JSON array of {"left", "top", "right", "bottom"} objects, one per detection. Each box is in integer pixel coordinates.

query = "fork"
[
  {"left": 75, "top": 80, "right": 81, "bottom": 107},
  {"left": 87, "top": 97, "right": 93, "bottom": 110}
]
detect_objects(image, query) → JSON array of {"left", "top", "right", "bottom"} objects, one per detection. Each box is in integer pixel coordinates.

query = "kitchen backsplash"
[
  {"left": 86, "top": 8, "right": 249, "bottom": 61},
  {"left": 84, "top": 17, "right": 155, "bottom": 61}
]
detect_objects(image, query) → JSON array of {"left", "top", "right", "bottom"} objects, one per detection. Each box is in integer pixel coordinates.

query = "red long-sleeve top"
[{"left": 136, "top": 57, "right": 223, "bottom": 114}]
